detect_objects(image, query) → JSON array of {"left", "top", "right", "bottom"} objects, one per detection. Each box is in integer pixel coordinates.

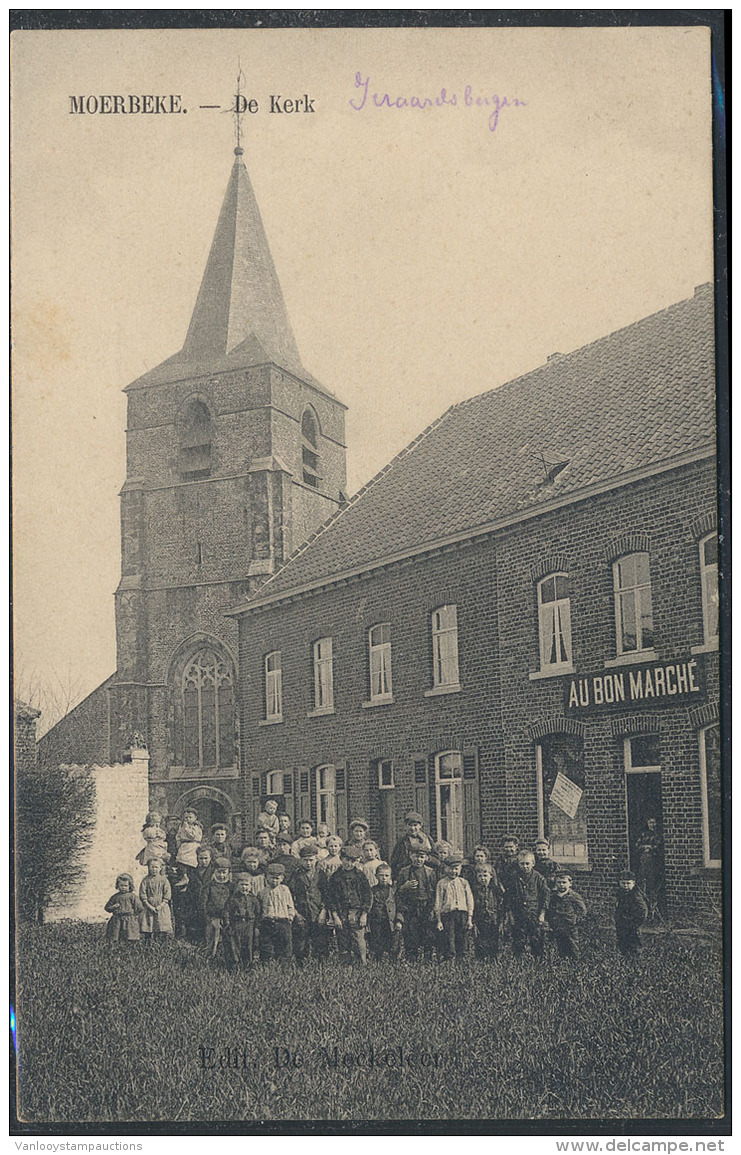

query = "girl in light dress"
[{"left": 175, "top": 808, "right": 203, "bottom": 875}]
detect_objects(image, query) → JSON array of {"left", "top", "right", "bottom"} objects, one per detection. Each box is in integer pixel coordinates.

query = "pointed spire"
[{"left": 181, "top": 151, "right": 305, "bottom": 375}]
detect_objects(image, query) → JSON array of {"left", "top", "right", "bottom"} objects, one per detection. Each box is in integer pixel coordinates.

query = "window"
[
  {"left": 536, "top": 734, "right": 588, "bottom": 863},
  {"left": 377, "top": 759, "right": 395, "bottom": 789},
  {"left": 537, "top": 574, "right": 572, "bottom": 670},
  {"left": 368, "top": 623, "right": 392, "bottom": 701},
  {"left": 316, "top": 764, "right": 337, "bottom": 831},
  {"left": 613, "top": 553, "right": 654, "bottom": 654},
  {"left": 699, "top": 534, "right": 719, "bottom": 645},
  {"left": 182, "top": 648, "right": 235, "bottom": 769},
  {"left": 179, "top": 400, "right": 212, "bottom": 480},
  {"left": 312, "top": 637, "right": 334, "bottom": 710},
  {"left": 435, "top": 752, "right": 464, "bottom": 850},
  {"left": 301, "top": 409, "right": 321, "bottom": 488},
  {"left": 265, "top": 651, "right": 283, "bottom": 720},
  {"left": 266, "top": 770, "right": 284, "bottom": 796},
  {"left": 431, "top": 605, "right": 460, "bottom": 687},
  {"left": 699, "top": 725, "right": 721, "bottom": 867}
]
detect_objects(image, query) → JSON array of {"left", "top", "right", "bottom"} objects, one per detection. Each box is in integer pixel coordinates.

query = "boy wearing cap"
[
  {"left": 434, "top": 853, "right": 474, "bottom": 961},
  {"left": 547, "top": 871, "right": 587, "bottom": 959},
  {"left": 395, "top": 845, "right": 437, "bottom": 961},
  {"left": 390, "top": 812, "right": 434, "bottom": 875},
  {"left": 258, "top": 863, "right": 297, "bottom": 963},
  {"left": 326, "top": 845, "right": 373, "bottom": 964},
  {"left": 288, "top": 843, "right": 328, "bottom": 962},
  {"left": 615, "top": 870, "right": 648, "bottom": 956}
]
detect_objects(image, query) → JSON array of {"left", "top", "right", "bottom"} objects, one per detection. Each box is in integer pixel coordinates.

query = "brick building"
[
  {"left": 39, "top": 146, "right": 348, "bottom": 830},
  {"left": 229, "top": 285, "right": 721, "bottom": 914}
]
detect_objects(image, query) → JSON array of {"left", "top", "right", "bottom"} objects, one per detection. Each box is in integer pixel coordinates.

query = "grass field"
[{"left": 15, "top": 922, "right": 724, "bottom": 1124}]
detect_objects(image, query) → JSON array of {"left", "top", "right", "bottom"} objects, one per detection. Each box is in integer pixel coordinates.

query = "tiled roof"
[{"left": 233, "top": 284, "right": 716, "bottom": 612}]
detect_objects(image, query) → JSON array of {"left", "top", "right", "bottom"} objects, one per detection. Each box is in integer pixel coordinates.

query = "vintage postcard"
[{"left": 11, "top": 18, "right": 727, "bottom": 1132}]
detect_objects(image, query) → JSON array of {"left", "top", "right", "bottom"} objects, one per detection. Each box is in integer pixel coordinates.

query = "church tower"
[{"left": 110, "top": 145, "right": 347, "bottom": 829}]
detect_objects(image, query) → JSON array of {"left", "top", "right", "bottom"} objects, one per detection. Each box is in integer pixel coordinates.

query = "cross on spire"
[{"left": 233, "top": 63, "right": 246, "bottom": 155}]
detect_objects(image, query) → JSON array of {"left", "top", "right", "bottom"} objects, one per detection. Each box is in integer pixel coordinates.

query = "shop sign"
[{"left": 564, "top": 654, "right": 705, "bottom": 713}]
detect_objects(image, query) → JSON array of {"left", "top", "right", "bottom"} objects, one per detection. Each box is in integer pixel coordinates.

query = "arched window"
[
  {"left": 699, "top": 533, "right": 719, "bottom": 646},
  {"left": 537, "top": 574, "right": 572, "bottom": 671},
  {"left": 301, "top": 408, "right": 321, "bottom": 488},
  {"left": 182, "top": 648, "right": 235, "bottom": 768},
  {"left": 613, "top": 552, "right": 653, "bottom": 655},
  {"left": 179, "top": 400, "right": 212, "bottom": 480}
]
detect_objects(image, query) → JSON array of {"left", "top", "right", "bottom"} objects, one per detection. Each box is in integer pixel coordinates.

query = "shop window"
[
  {"left": 377, "top": 759, "right": 395, "bottom": 789},
  {"left": 699, "top": 724, "right": 721, "bottom": 867},
  {"left": 431, "top": 605, "right": 460, "bottom": 687},
  {"left": 699, "top": 534, "right": 719, "bottom": 646},
  {"left": 313, "top": 637, "right": 334, "bottom": 710},
  {"left": 181, "top": 647, "right": 235, "bottom": 769},
  {"left": 265, "top": 651, "right": 283, "bottom": 720},
  {"left": 613, "top": 552, "right": 654, "bottom": 655},
  {"left": 302, "top": 409, "right": 321, "bottom": 488},
  {"left": 368, "top": 623, "right": 392, "bottom": 701},
  {"left": 536, "top": 734, "right": 588, "bottom": 863},
  {"left": 537, "top": 574, "right": 572, "bottom": 671},
  {"left": 179, "top": 400, "right": 212, "bottom": 480}
]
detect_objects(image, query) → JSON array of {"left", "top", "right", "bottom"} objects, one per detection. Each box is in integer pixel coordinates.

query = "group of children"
[{"left": 103, "top": 806, "right": 649, "bottom": 964}]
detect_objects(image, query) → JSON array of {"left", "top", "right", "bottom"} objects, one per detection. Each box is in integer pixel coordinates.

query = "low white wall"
[{"left": 49, "top": 750, "right": 150, "bottom": 922}]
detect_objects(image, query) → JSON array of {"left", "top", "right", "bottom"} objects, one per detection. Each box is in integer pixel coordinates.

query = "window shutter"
[
  {"left": 296, "top": 766, "right": 311, "bottom": 823},
  {"left": 283, "top": 770, "right": 295, "bottom": 826},
  {"left": 462, "top": 746, "right": 481, "bottom": 856},
  {"left": 412, "top": 754, "right": 431, "bottom": 831},
  {"left": 251, "top": 775, "right": 262, "bottom": 839},
  {"left": 335, "top": 762, "right": 348, "bottom": 840}
]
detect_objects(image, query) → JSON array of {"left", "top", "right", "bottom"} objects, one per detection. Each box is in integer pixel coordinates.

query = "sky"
[{"left": 11, "top": 26, "right": 714, "bottom": 726}]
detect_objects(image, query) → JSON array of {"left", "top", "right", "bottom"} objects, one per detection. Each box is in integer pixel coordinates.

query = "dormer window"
[
  {"left": 301, "top": 409, "right": 321, "bottom": 488},
  {"left": 179, "top": 400, "right": 212, "bottom": 480}
]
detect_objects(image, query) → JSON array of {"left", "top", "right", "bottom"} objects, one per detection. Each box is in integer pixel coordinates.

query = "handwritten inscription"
[{"left": 349, "top": 72, "right": 526, "bottom": 133}]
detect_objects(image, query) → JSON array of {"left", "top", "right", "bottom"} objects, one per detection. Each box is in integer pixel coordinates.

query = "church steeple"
[
  {"left": 181, "top": 148, "right": 305, "bottom": 376},
  {"left": 126, "top": 147, "right": 329, "bottom": 393}
]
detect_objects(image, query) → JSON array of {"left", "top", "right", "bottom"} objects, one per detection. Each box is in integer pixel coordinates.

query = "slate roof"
[
  {"left": 231, "top": 283, "right": 716, "bottom": 614},
  {"left": 125, "top": 152, "right": 339, "bottom": 402}
]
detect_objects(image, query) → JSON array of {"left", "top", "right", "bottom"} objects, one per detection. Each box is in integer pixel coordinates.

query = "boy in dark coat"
[
  {"left": 494, "top": 835, "right": 521, "bottom": 896},
  {"left": 389, "top": 811, "right": 435, "bottom": 874},
  {"left": 547, "top": 870, "right": 587, "bottom": 958},
  {"left": 506, "top": 850, "right": 550, "bottom": 958},
  {"left": 288, "top": 843, "right": 328, "bottom": 962},
  {"left": 395, "top": 845, "right": 437, "bottom": 961},
  {"left": 471, "top": 862, "right": 501, "bottom": 959},
  {"left": 186, "top": 845, "right": 215, "bottom": 943},
  {"left": 326, "top": 845, "right": 373, "bottom": 964},
  {"left": 534, "top": 838, "right": 560, "bottom": 890},
  {"left": 204, "top": 857, "right": 232, "bottom": 958},
  {"left": 226, "top": 873, "right": 260, "bottom": 966},
  {"left": 368, "top": 862, "right": 401, "bottom": 961},
  {"left": 615, "top": 869, "right": 648, "bottom": 955}
]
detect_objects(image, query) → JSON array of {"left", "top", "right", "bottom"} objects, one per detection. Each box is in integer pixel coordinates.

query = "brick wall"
[
  {"left": 36, "top": 678, "right": 113, "bottom": 770},
  {"left": 237, "top": 459, "right": 721, "bottom": 915}
]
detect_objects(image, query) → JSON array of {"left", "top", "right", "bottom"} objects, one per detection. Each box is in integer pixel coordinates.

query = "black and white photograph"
[{"left": 11, "top": 14, "right": 728, "bottom": 1132}]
